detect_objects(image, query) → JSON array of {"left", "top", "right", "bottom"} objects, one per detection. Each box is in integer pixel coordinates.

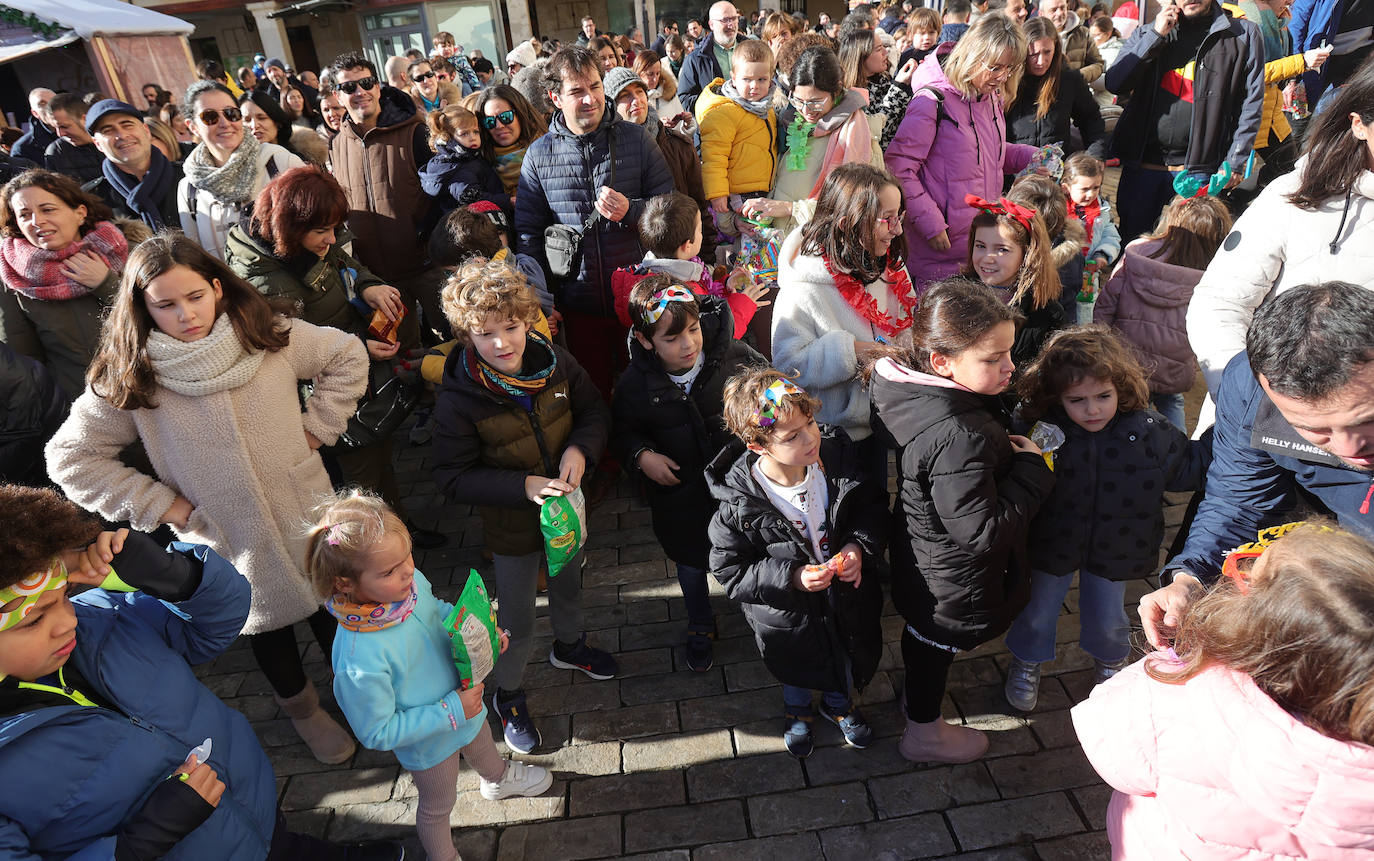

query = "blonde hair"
[
  {"left": 427, "top": 104, "right": 480, "bottom": 150},
  {"left": 304, "top": 490, "right": 409, "bottom": 599},
  {"left": 721, "top": 366, "right": 820, "bottom": 448},
  {"left": 942, "top": 13, "right": 1025, "bottom": 102},
  {"left": 440, "top": 256, "right": 544, "bottom": 342}
]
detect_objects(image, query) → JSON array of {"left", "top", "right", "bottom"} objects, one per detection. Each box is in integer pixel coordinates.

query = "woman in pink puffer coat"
[{"left": 1071, "top": 523, "right": 1374, "bottom": 860}]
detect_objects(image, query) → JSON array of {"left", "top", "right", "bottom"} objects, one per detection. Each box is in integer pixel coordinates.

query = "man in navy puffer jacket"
[{"left": 515, "top": 45, "right": 675, "bottom": 400}]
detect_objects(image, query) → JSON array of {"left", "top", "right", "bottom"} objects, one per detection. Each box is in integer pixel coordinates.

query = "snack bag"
[
  {"left": 368, "top": 305, "right": 407, "bottom": 345},
  {"left": 1016, "top": 143, "right": 1065, "bottom": 182},
  {"left": 539, "top": 487, "right": 587, "bottom": 577},
  {"left": 1029, "top": 421, "right": 1067, "bottom": 471},
  {"left": 442, "top": 570, "right": 500, "bottom": 690}
]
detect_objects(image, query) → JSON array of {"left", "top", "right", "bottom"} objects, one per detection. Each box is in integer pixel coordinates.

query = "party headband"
[
  {"left": 0, "top": 559, "right": 68, "bottom": 632},
  {"left": 754, "top": 378, "right": 805, "bottom": 428},
  {"left": 644, "top": 285, "right": 696, "bottom": 324},
  {"left": 965, "top": 194, "right": 1037, "bottom": 232},
  {"left": 1220, "top": 521, "right": 1334, "bottom": 593}
]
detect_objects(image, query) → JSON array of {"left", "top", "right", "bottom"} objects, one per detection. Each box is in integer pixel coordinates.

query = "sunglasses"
[
  {"left": 198, "top": 107, "right": 242, "bottom": 125},
  {"left": 337, "top": 76, "right": 378, "bottom": 94},
  {"left": 482, "top": 110, "right": 517, "bottom": 129},
  {"left": 412, "top": 70, "right": 436, "bottom": 82}
]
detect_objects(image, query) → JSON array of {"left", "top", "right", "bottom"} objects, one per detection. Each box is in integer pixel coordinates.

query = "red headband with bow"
[{"left": 965, "top": 194, "right": 1037, "bottom": 231}]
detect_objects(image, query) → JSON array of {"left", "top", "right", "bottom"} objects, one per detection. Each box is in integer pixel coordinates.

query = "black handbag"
[
  {"left": 327, "top": 358, "right": 422, "bottom": 451},
  {"left": 543, "top": 129, "right": 616, "bottom": 280}
]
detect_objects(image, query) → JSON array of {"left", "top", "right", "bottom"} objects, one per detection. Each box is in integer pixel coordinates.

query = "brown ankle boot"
[{"left": 275, "top": 679, "right": 357, "bottom": 765}]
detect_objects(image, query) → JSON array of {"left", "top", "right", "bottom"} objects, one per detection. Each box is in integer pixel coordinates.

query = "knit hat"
[
  {"left": 506, "top": 41, "right": 538, "bottom": 70},
  {"left": 266, "top": 58, "right": 286, "bottom": 71},
  {"left": 603, "top": 66, "right": 646, "bottom": 103}
]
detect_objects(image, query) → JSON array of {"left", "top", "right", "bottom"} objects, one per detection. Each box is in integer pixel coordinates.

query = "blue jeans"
[
  {"left": 1152, "top": 392, "right": 1186, "bottom": 433},
  {"left": 1004, "top": 569, "right": 1130, "bottom": 664},
  {"left": 782, "top": 685, "right": 850, "bottom": 715},
  {"left": 1117, "top": 163, "right": 1184, "bottom": 245},
  {"left": 675, "top": 564, "right": 715, "bottom": 629}
]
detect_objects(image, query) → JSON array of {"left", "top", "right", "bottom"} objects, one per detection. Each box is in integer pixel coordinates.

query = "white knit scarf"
[{"left": 146, "top": 313, "right": 265, "bottom": 396}]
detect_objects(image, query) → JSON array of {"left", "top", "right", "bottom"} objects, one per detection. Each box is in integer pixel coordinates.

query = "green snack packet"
[
  {"left": 442, "top": 570, "right": 500, "bottom": 691},
  {"left": 539, "top": 487, "right": 586, "bottom": 578}
]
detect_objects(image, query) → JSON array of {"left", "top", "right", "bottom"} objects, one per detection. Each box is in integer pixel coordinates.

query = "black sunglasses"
[
  {"left": 337, "top": 76, "right": 378, "bottom": 95},
  {"left": 412, "top": 70, "right": 436, "bottom": 82},
  {"left": 198, "top": 107, "right": 242, "bottom": 125},
  {"left": 482, "top": 110, "right": 516, "bottom": 129}
]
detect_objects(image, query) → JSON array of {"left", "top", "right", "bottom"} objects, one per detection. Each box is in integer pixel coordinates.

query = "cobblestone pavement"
[{"left": 196, "top": 436, "right": 1185, "bottom": 861}]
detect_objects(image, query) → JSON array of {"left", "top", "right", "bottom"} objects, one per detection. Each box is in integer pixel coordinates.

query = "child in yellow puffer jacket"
[{"left": 696, "top": 39, "right": 779, "bottom": 239}]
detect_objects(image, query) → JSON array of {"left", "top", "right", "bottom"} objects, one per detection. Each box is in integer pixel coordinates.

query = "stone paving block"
[
  {"left": 723, "top": 659, "right": 778, "bottom": 692},
  {"left": 623, "top": 799, "right": 748, "bottom": 853},
  {"left": 818, "top": 812, "right": 956, "bottom": 860},
  {"left": 586, "top": 525, "right": 658, "bottom": 549},
  {"left": 686, "top": 751, "right": 805, "bottom": 802},
  {"left": 201, "top": 671, "right": 245, "bottom": 698},
  {"left": 520, "top": 739, "right": 621, "bottom": 777},
  {"left": 978, "top": 725, "right": 1041, "bottom": 759},
  {"left": 855, "top": 672, "right": 897, "bottom": 706},
  {"left": 711, "top": 634, "right": 764, "bottom": 665},
  {"left": 453, "top": 829, "right": 498, "bottom": 861},
  {"left": 282, "top": 806, "right": 331, "bottom": 839},
  {"left": 986, "top": 746, "right": 1100, "bottom": 798},
  {"left": 524, "top": 680, "right": 620, "bottom": 716},
  {"left": 1071, "top": 783, "right": 1112, "bottom": 831},
  {"left": 623, "top": 728, "right": 734, "bottom": 772},
  {"left": 571, "top": 769, "right": 686, "bottom": 816},
  {"left": 1027, "top": 709, "right": 1078, "bottom": 750},
  {"left": 619, "top": 542, "right": 667, "bottom": 564},
  {"left": 679, "top": 687, "right": 782, "bottom": 731},
  {"left": 619, "top": 665, "right": 724, "bottom": 705},
  {"left": 802, "top": 736, "right": 909, "bottom": 785},
  {"left": 574, "top": 646, "right": 672, "bottom": 681},
  {"left": 694, "top": 832, "right": 823, "bottom": 861},
  {"left": 583, "top": 559, "right": 668, "bottom": 588},
  {"left": 732, "top": 717, "right": 789, "bottom": 756},
  {"left": 619, "top": 619, "right": 687, "bottom": 651},
  {"left": 747, "top": 781, "right": 874, "bottom": 837},
  {"left": 868, "top": 762, "right": 999, "bottom": 818},
  {"left": 946, "top": 656, "right": 1004, "bottom": 689},
  {"left": 495, "top": 813, "right": 621, "bottom": 860},
  {"left": 620, "top": 580, "right": 693, "bottom": 601},
  {"left": 223, "top": 693, "right": 281, "bottom": 722},
  {"left": 449, "top": 782, "right": 568, "bottom": 826},
  {"left": 619, "top": 509, "right": 652, "bottom": 529},
  {"left": 1035, "top": 830, "right": 1112, "bottom": 860},
  {"left": 579, "top": 584, "right": 620, "bottom": 608},
  {"left": 946, "top": 792, "right": 1086, "bottom": 851},
  {"left": 928, "top": 847, "right": 1038, "bottom": 860},
  {"left": 282, "top": 767, "right": 398, "bottom": 811},
  {"left": 573, "top": 701, "right": 678, "bottom": 743},
  {"left": 526, "top": 713, "right": 572, "bottom": 751},
  {"left": 625, "top": 598, "right": 670, "bottom": 625},
  {"left": 266, "top": 746, "right": 358, "bottom": 778},
  {"left": 581, "top": 602, "right": 632, "bottom": 630},
  {"left": 619, "top": 852, "right": 690, "bottom": 861},
  {"left": 326, "top": 799, "right": 418, "bottom": 841}
]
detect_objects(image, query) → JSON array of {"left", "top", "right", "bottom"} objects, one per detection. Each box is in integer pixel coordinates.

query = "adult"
[
  {"left": 665, "top": 34, "right": 688, "bottom": 75},
  {"left": 317, "top": 85, "right": 347, "bottom": 142},
  {"left": 1186, "top": 68, "right": 1374, "bottom": 394},
  {"left": 761, "top": 10, "right": 804, "bottom": 57},
  {"left": 576, "top": 16, "right": 599, "bottom": 46},
  {"left": 407, "top": 57, "right": 461, "bottom": 112},
  {"left": 260, "top": 58, "right": 319, "bottom": 111},
  {"left": 281, "top": 84, "right": 320, "bottom": 130},
  {"left": 1040, "top": 0, "right": 1106, "bottom": 81},
  {"left": 43, "top": 94, "right": 103, "bottom": 184},
  {"left": 239, "top": 90, "right": 327, "bottom": 167},
  {"left": 327, "top": 52, "right": 440, "bottom": 342},
  {"left": 1105, "top": 0, "right": 1265, "bottom": 243},
  {"left": 178, "top": 82, "right": 304, "bottom": 260},
  {"left": 473, "top": 84, "right": 548, "bottom": 199},
  {"left": 688, "top": 18, "right": 706, "bottom": 39},
  {"left": 84, "top": 99, "right": 184, "bottom": 230},
  {"left": 1088, "top": 16, "right": 1125, "bottom": 109},
  {"left": 11, "top": 88, "right": 56, "bottom": 164},
  {"left": 632, "top": 49, "right": 686, "bottom": 121},
  {"left": 838, "top": 26, "right": 917, "bottom": 151},
  {"left": 507, "top": 40, "right": 539, "bottom": 77},
  {"left": 652, "top": 16, "right": 680, "bottom": 54},
  {"left": 514, "top": 46, "right": 674, "bottom": 401},
  {"left": 1139, "top": 282, "right": 1374, "bottom": 652},
  {"left": 383, "top": 56, "right": 410, "bottom": 92},
  {"left": 196, "top": 58, "right": 244, "bottom": 98},
  {"left": 589, "top": 36, "right": 623, "bottom": 75},
  {"left": 886, "top": 14, "right": 1038, "bottom": 286},
  {"left": 679, "top": 1, "right": 751, "bottom": 113},
  {"left": 141, "top": 82, "right": 162, "bottom": 111},
  {"left": 473, "top": 57, "right": 508, "bottom": 90},
  {"left": 1006, "top": 18, "right": 1108, "bottom": 158},
  {"left": 1290, "top": 0, "right": 1373, "bottom": 113}
]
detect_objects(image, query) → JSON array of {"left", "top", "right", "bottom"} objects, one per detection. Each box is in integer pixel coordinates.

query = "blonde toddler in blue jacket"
[{"left": 307, "top": 491, "right": 552, "bottom": 861}]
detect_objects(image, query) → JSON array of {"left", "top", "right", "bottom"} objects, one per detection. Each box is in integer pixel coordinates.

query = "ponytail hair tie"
[{"left": 965, "top": 194, "right": 1038, "bottom": 232}]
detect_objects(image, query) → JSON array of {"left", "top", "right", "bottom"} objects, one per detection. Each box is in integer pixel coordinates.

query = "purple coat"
[
  {"left": 1094, "top": 238, "right": 1201, "bottom": 396},
  {"left": 885, "top": 46, "right": 1037, "bottom": 288}
]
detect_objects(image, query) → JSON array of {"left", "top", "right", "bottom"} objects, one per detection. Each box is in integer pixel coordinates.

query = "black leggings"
[
  {"left": 248, "top": 609, "right": 338, "bottom": 698},
  {"left": 901, "top": 628, "right": 957, "bottom": 723}
]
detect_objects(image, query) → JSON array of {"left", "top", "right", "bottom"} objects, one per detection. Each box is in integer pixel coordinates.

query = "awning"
[
  {"left": 3, "top": 0, "right": 192, "bottom": 41},
  {"left": 267, "top": 0, "right": 356, "bottom": 18},
  {"left": 0, "top": 16, "right": 78, "bottom": 65}
]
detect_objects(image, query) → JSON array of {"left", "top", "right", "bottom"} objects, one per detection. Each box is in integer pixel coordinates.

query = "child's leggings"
[
  {"left": 410, "top": 727, "right": 506, "bottom": 861},
  {"left": 490, "top": 549, "right": 585, "bottom": 693},
  {"left": 901, "top": 629, "right": 956, "bottom": 723}
]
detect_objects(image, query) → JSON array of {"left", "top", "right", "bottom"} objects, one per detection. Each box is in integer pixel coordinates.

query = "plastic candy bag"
[
  {"left": 540, "top": 487, "right": 586, "bottom": 577},
  {"left": 1016, "top": 143, "right": 1065, "bottom": 181},
  {"left": 1029, "top": 421, "right": 1066, "bottom": 471},
  {"left": 442, "top": 570, "right": 500, "bottom": 690}
]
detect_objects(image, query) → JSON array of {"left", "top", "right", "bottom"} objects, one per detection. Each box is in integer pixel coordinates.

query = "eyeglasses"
[
  {"left": 790, "top": 95, "right": 829, "bottom": 111},
  {"left": 482, "top": 110, "right": 517, "bottom": 129},
  {"left": 412, "top": 70, "right": 436, "bottom": 82},
  {"left": 336, "top": 76, "right": 378, "bottom": 94},
  {"left": 711, "top": 15, "right": 740, "bottom": 25},
  {"left": 197, "top": 107, "right": 242, "bottom": 125},
  {"left": 982, "top": 61, "right": 1016, "bottom": 76},
  {"left": 876, "top": 216, "right": 904, "bottom": 229}
]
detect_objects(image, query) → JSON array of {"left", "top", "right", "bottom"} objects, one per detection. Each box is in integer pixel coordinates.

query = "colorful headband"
[
  {"left": 754, "top": 378, "right": 805, "bottom": 428},
  {"left": 964, "top": 194, "right": 1037, "bottom": 232},
  {"left": 644, "top": 285, "right": 696, "bottom": 324},
  {"left": 1220, "top": 521, "right": 1333, "bottom": 593},
  {"left": 0, "top": 559, "right": 68, "bottom": 632}
]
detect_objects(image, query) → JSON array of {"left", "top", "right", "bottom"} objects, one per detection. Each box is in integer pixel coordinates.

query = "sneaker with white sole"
[
  {"left": 548, "top": 634, "right": 618, "bottom": 680},
  {"left": 1004, "top": 655, "right": 1042, "bottom": 712},
  {"left": 819, "top": 702, "right": 874, "bottom": 749},
  {"left": 491, "top": 688, "right": 541, "bottom": 754},
  {"left": 479, "top": 759, "right": 554, "bottom": 800}
]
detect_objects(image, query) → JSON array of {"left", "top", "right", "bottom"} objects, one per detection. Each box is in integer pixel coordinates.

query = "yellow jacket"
[
  {"left": 1224, "top": 3, "right": 1303, "bottom": 148},
  {"left": 695, "top": 77, "right": 778, "bottom": 201}
]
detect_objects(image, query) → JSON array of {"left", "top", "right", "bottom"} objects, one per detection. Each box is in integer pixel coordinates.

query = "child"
[
  {"left": 962, "top": 193, "right": 1066, "bottom": 368},
  {"left": 430, "top": 258, "right": 614, "bottom": 755},
  {"left": 0, "top": 486, "right": 402, "bottom": 861},
  {"left": 613, "top": 276, "right": 763, "bottom": 671},
  {"left": 869, "top": 278, "right": 1055, "bottom": 763},
  {"left": 419, "top": 105, "right": 509, "bottom": 215},
  {"left": 429, "top": 202, "right": 556, "bottom": 329},
  {"left": 706, "top": 368, "right": 887, "bottom": 757},
  {"left": 1003, "top": 326, "right": 1209, "bottom": 711},
  {"left": 307, "top": 491, "right": 552, "bottom": 861},
  {"left": 1072, "top": 523, "right": 1374, "bottom": 857},
  {"left": 45, "top": 234, "right": 369, "bottom": 766},
  {"left": 1007, "top": 174, "right": 1088, "bottom": 313},
  {"left": 1095, "top": 195, "right": 1232, "bottom": 431},
  {"left": 899, "top": 7, "right": 942, "bottom": 67},
  {"left": 1061, "top": 153, "right": 1121, "bottom": 269},
  {"left": 695, "top": 40, "right": 778, "bottom": 239}
]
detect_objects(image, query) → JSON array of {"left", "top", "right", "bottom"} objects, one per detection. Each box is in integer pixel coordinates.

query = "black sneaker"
[
  {"left": 342, "top": 839, "right": 406, "bottom": 860},
  {"left": 783, "top": 712, "right": 814, "bottom": 758},
  {"left": 549, "top": 634, "right": 618, "bottom": 680},
  {"left": 492, "top": 687, "right": 541, "bottom": 754},
  {"left": 405, "top": 521, "right": 447, "bottom": 550},
  {"left": 819, "top": 701, "right": 874, "bottom": 749},
  {"left": 685, "top": 626, "right": 715, "bottom": 672}
]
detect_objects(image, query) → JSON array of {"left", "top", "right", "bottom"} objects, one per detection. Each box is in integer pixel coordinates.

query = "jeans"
[
  {"left": 1004, "top": 569, "right": 1131, "bottom": 665},
  {"left": 1117, "top": 163, "right": 1186, "bottom": 245},
  {"left": 675, "top": 564, "right": 716, "bottom": 629},
  {"left": 490, "top": 549, "right": 585, "bottom": 691},
  {"left": 1151, "top": 392, "right": 1186, "bottom": 433},
  {"left": 782, "top": 684, "right": 850, "bottom": 715}
]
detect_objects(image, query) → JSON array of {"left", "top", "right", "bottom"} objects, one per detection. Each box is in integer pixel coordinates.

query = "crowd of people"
[{"left": 2, "top": 0, "right": 1374, "bottom": 858}]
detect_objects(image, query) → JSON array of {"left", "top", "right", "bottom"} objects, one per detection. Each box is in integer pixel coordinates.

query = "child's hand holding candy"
[
  {"left": 833, "top": 543, "right": 863, "bottom": 587},
  {"left": 792, "top": 561, "right": 835, "bottom": 592}
]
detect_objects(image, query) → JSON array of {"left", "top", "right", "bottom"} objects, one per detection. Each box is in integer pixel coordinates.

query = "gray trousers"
[{"left": 489, "top": 549, "right": 584, "bottom": 691}]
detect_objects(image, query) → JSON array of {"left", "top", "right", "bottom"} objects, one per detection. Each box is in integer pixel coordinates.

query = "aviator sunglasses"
[
  {"left": 198, "top": 107, "right": 242, "bottom": 125},
  {"left": 482, "top": 110, "right": 517, "bottom": 129}
]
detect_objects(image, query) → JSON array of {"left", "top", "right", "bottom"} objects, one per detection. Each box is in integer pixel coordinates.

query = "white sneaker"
[{"left": 479, "top": 759, "right": 553, "bottom": 801}]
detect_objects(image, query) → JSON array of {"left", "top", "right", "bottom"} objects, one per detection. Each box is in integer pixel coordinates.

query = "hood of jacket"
[
  {"left": 373, "top": 84, "right": 420, "bottom": 130},
  {"left": 910, "top": 41, "right": 961, "bottom": 97},
  {"left": 870, "top": 357, "right": 1003, "bottom": 447},
  {"left": 417, "top": 140, "right": 479, "bottom": 196},
  {"left": 1120, "top": 239, "right": 1204, "bottom": 308}
]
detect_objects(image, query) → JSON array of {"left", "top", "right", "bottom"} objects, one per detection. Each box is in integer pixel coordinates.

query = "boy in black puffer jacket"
[
  {"left": 706, "top": 368, "right": 887, "bottom": 758},
  {"left": 613, "top": 275, "right": 762, "bottom": 672}
]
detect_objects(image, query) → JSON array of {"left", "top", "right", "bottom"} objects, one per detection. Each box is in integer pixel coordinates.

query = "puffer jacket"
[
  {"left": 0, "top": 340, "right": 65, "bottom": 485},
  {"left": 43, "top": 139, "right": 103, "bottom": 184},
  {"left": 870, "top": 359, "right": 1055, "bottom": 650},
  {"left": 1073, "top": 658, "right": 1374, "bottom": 858},
  {"left": 696, "top": 78, "right": 778, "bottom": 199},
  {"left": 417, "top": 139, "right": 509, "bottom": 214},
  {"left": 514, "top": 109, "right": 675, "bottom": 316},
  {"left": 431, "top": 337, "right": 610, "bottom": 555},
  {"left": 1095, "top": 237, "right": 1202, "bottom": 394},
  {"left": 1017, "top": 407, "right": 1208, "bottom": 579},
  {"left": 886, "top": 45, "right": 1038, "bottom": 287},
  {"left": 678, "top": 33, "right": 754, "bottom": 114},
  {"left": 706, "top": 431, "right": 888, "bottom": 693},
  {"left": 612, "top": 297, "right": 763, "bottom": 568},
  {"left": 1005, "top": 66, "right": 1108, "bottom": 158},
  {"left": 1061, "top": 13, "right": 1106, "bottom": 81}
]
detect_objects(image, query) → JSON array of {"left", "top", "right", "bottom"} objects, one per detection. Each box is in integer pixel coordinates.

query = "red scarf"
[
  {"left": 1068, "top": 199, "right": 1102, "bottom": 255},
  {"left": 0, "top": 221, "right": 128, "bottom": 300},
  {"left": 823, "top": 255, "right": 917, "bottom": 338}
]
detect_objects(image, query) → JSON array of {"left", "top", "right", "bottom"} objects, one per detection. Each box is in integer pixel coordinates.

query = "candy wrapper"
[
  {"left": 442, "top": 570, "right": 500, "bottom": 690},
  {"left": 741, "top": 227, "right": 781, "bottom": 287},
  {"left": 368, "top": 306, "right": 406, "bottom": 345},
  {"left": 1016, "top": 144, "right": 1065, "bottom": 182},
  {"left": 1029, "top": 421, "right": 1066, "bottom": 471},
  {"left": 539, "top": 487, "right": 586, "bottom": 577}
]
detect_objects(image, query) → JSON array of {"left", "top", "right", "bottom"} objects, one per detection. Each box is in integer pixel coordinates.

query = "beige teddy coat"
[{"left": 46, "top": 319, "right": 368, "bottom": 634}]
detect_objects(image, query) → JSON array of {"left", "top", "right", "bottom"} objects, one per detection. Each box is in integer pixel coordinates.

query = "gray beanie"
[{"left": 602, "top": 66, "right": 646, "bottom": 103}]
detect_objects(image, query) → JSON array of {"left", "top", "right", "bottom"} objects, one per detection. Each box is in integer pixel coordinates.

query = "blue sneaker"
[
  {"left": 549, "top": 634, "right": 618, "bottom": 680},
  {"left": 784, "top": 711, "right": 814, "bottom": 758},
  {"left": 491, "top": 688, "right": 540, "bottom": 754},
  {"left": 820, "top": 701, "right": 874, "bottom": 749}
]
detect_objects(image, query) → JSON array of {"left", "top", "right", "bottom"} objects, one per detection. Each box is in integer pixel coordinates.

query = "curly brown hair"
[
  {"left": 1015, "top": 324, "right": 1151, "bottom": 422},
  {"left": 0, "top": 169, "right": 115, "bottom": 241},
  {"left": 440, "top": 256, "right": 543, "bottom": 342},
  {"left": 0, "top": 486, "right": 102, "bottom": 589},
  {"left": 722, "top": 366, "right": 820, "bottom": 448}
]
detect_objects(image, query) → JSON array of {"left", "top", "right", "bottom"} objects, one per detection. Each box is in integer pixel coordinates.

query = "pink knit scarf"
[{"left": 0, "top": 220, "right": 128, "bottom": 300}]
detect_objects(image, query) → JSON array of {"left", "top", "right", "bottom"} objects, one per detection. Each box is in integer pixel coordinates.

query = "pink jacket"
[
  {"left": 884, "top": 46, "right": 1037, "bottom": 289},
  {"left": 1072, "top": 657, "right": 1374, "bottom": 859},
  {"left": 1093, "top": 238, "right": 1201, "bottom": 395}
]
